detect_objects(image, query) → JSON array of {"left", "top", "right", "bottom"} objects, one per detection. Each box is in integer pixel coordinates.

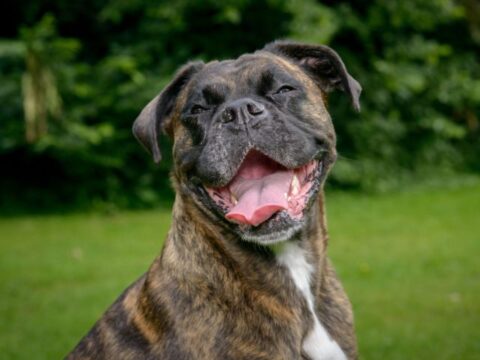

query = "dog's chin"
[
  {"left": 235, "top": 213, "right": 305, "bottom": 245},
  {"left": 193, "top": 150, "right": 325, "bottom": 246}
]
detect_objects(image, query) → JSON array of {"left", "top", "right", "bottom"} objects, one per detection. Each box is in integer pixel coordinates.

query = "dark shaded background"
[{"left": 0, "top": 0, "right": 479, "bottom": 213}]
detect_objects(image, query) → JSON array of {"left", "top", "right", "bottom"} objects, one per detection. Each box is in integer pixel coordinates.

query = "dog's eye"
[
  {"left": 190, "top": 105, "right": 208, "bottom": 114},
  {"left": 275, "top": 85, "right": 295, "bottom": 95}
]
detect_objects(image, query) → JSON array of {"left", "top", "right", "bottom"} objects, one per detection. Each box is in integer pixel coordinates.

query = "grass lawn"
[{"left": 1, "top": 181, "right": 479, "bottom": 359}]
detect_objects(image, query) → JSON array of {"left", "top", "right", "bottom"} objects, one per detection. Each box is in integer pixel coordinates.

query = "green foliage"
[
  {"left": 325, "top": 0, "right": 480, "bottom": 190},
  {"left": 0, "top": 0, "right": 479, "bottom": 210}
]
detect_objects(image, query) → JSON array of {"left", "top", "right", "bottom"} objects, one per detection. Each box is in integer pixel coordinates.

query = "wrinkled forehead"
[{"left": 187, "top": 53, "right": 305, "bottom": 97}]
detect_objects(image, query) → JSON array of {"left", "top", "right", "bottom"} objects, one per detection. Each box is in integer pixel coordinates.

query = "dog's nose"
[{"left": 221, "top": 98, "right": 266, "bottom": 125}]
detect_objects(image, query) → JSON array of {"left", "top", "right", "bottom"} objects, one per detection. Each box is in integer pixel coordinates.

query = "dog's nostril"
[
  {"left": 247, "top": 102, "right": 264, "bottom": 116},
  {"left": 222, "top": 108, "right": 236, "bottom": 123}
]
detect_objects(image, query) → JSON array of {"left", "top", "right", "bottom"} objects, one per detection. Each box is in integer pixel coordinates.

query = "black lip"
[
  {"left": 195, "top": 158, "right": 326, "bottom": 240},
  {"left": 197, "top": 147, "right": 327, "bottom": 189}
]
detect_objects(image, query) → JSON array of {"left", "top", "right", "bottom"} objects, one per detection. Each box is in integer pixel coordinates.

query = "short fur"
[{"left": 67, "top": 40, "right": 361, "bottom": 360}]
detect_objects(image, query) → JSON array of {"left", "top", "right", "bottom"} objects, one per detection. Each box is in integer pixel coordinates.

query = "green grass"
[{"left": 1, "top": 182, "right": 479, "bottom": 359}]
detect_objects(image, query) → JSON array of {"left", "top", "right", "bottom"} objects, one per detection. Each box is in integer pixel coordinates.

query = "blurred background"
[{"left": 0, "top": 0, "right": 478, "bottom": 359}]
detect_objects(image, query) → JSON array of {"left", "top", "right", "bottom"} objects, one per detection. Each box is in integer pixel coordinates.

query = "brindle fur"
[{"left": 67, "top": 40, "right": 361, "bottom": 360}]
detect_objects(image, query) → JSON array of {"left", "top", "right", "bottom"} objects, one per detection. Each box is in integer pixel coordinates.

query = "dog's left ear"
[
  {"left": 133, "top": 61, "right": 204, "bottom": 163},
  {"left": 263, "top": 40, "right": 362, "bottom": 111}
]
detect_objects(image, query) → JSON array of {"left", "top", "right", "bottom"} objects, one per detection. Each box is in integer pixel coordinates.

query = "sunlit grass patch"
[{"left": 0, "top": 181, "right": 479, "bottom": 359}]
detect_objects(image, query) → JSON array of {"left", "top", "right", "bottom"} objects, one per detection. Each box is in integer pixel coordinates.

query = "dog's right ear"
[{"left": 132, "top": 61, "right": 204, "bottom": 163}]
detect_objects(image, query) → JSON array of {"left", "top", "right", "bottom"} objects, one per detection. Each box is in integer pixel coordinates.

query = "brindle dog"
[{"left": 66, "top": 40, "right": 362, "bottom": 360}]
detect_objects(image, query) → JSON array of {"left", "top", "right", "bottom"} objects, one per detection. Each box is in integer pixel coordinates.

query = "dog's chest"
[{"left": 276, "top": 243, "right": 346, "bottom": 360}]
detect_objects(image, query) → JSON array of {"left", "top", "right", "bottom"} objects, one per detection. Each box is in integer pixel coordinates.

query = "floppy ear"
[
  {"left": 263, "top": 40, "right": 362, "bottom": 111},
  {"left": 132, "top": 61, "right": 204, "bottom": 163}
]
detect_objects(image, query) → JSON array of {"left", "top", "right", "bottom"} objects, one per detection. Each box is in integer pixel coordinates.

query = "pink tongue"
[{"left": 225, "top": 152, "right": 293, "bottom": 226}]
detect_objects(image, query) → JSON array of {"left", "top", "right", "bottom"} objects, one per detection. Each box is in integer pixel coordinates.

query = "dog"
[{"left": 66, "top": 40, "right": 362, "bottom": 360}]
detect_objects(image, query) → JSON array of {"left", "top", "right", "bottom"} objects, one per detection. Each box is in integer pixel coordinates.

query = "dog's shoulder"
[{"left": 66, "top": 275, "right": 154, "bottom": 359}]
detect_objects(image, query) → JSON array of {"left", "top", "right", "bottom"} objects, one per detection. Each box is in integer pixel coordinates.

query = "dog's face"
[{"left": 133, "top": 41, "right": 361, "bottom": 245}]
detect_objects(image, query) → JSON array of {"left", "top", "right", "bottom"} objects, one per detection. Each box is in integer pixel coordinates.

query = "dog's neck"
[
  {"left": 158, "top": 187, "right": 330, "bottom": 296},
  {"left": 144, "top": 188, "right": 338, "bottom": 358}
]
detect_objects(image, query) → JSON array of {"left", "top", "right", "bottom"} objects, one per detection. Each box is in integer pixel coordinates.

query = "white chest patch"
[{"left": 276, "top": 243, "right": 347, "bottom": 360}]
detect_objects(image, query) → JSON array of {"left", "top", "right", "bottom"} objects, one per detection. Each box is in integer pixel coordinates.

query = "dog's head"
[{"left": 133, "top": 41, "right": 361, "bottom": 245}]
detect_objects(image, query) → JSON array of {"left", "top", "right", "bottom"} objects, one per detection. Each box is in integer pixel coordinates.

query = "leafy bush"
[{"left": 0, "top": 0, "right": 478, "bottom": 211}]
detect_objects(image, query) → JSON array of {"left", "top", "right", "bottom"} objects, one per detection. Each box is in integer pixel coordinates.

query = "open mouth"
[{"left": 205, "top": 150, "right": 322, "bottom": 227}]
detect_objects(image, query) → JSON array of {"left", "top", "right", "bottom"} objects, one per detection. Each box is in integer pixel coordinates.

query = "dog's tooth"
[
  {"left": 230, "top": 193, "right": 238, "bottom": 205},
  {"left": 291, "top": 175, "right": 300, "bottom": 196}
]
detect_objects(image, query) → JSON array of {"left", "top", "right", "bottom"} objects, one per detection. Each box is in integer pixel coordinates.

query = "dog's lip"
[
  {"left": 232, "top": 161, "right": 323, "bottom": 229},
  {"left": 201, "top": 153, "right": 324, "bottom": 228},
  {"left": 199, "top": 148, "right": 326, "bottom": 188},
  {"left": 199, "top": 148, "right": 325, "bottom": 194}
]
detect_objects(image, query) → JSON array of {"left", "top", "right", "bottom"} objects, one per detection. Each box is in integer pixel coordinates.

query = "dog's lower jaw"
[{"left": 239, "top": 222, "right": 303, "bottom": 244}]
